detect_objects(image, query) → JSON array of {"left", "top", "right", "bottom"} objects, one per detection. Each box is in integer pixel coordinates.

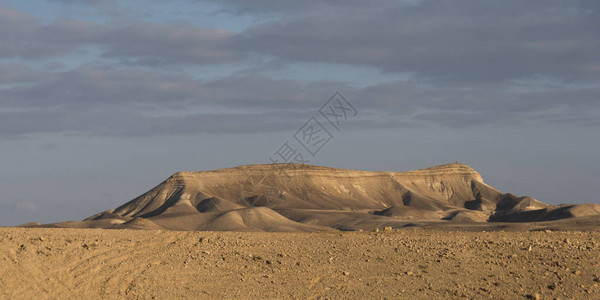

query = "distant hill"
[{"left": 31, "top": 163, "right": 600, "bottom": 231}]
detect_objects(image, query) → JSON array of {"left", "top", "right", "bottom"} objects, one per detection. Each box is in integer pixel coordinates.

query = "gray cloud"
[
  {"left": 98, "top": 22, "right": 243, "bottom": 65},
  {"left": 47, "top": 0, "right": 115, "bottom": 4},
  {"left": 205, "top": 0, "right": 401, "bottom": 15},
  {"left": 0, "top": 63, "right": 47, "bottom": 83},
  {"left": 0, "top": 7, "right": 79, "bottom": 59},
  {"left": 1, "top": 62, "right": 598, "bottom": 138},
  {"left": 240, "top": 0, "right": 600, "bottom": 82},
  {"left": 0, "top": 7, "right": 243, "bottom": 64},
  {"left": 6, "top": 1, "right": 600, "bottom": 83},
  {"left": 0, "top": 63, "right": 334, "bottom": 109},
  {"left": 0, "top": 64, "right": 348, "bottom": 137},
  {"left": 0, "top": 1, "right": 598, "bottom": 138}
]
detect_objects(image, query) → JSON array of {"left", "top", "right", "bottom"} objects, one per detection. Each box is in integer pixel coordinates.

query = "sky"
[{"left": 0, "top": 0, "right": 599, "bottom": 226}]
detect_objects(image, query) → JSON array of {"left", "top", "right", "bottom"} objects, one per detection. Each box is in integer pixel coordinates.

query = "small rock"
[
  {"left": 343, "top": 271, "right": 349, "bottom": 276},
  {"left": 383, "top": 226, "right": 392, "bottom": 232},
  {"left": 202, "top": 250, "right": 210, "bottom": 255},
  {"left": 526, "top": 293, "right": 540, "bottom": 300}
]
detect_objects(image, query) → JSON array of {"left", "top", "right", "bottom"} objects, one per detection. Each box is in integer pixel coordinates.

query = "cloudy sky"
[{"left": 1, "top": 0, "right": 599, "bottom": 225}]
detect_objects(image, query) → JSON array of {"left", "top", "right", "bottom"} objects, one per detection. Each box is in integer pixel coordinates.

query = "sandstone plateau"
[{"left": 28, "top": 163, "right": 600, "bottom": 232}]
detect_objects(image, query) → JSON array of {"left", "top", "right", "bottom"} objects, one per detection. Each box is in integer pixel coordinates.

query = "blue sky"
[{"left": 0, "top": 0, "right": 599, "bottom": 225}]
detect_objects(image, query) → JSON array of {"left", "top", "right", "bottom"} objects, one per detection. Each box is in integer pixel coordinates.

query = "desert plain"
[{"left": 1, "top": 227, "right": 599, "bottom": 299}]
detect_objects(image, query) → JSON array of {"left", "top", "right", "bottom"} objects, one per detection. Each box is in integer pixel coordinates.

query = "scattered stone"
[
  {"left": 526, "top": 293, "right": 540, "bottom": 300},
  {"left": 383, "top": 227, "right": 392, "bottom": 232},
  {"left": 343, "top": 271, "right": 349, "bottom": 276},
  {"left": 82, "top": 242, "right": 98, "bottom": 250}
]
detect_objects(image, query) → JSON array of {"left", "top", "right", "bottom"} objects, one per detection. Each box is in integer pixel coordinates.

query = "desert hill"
[{"left": 32, "top": 163, "right": 600, "bottom": 231}]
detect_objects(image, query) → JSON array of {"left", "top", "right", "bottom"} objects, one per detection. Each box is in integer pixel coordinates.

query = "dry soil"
[{"left": 1, "top": 227, "right": 599, "bottom": 299}]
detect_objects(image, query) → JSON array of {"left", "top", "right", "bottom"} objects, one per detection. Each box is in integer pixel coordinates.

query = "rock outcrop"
[{"left": 38, "top": 163, "right": 600, "bottom": 231}]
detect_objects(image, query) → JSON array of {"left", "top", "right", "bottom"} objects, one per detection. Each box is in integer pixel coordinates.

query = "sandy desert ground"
[{"left": 1, "top": 227, "right": 599, "bottom": 299}]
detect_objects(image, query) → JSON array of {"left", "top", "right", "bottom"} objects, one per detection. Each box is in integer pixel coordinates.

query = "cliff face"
[
  {"left": 110, "top": 163, "right": 493, "bottom": 216},
  {"left": 49, "top": 163, "right": 599, "bottom": 231}
]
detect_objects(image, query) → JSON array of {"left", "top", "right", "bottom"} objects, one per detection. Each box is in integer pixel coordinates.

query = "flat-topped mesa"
[
  {"left": 111, "top": 162, "right": 494, "bottom": 220},
  {"left": 71, "top": 162, "right": 599, "bottom": 232},
  {"left": 31, "top": 163, "right": 600, "bottom": 231},
  {"left": 167, "top": 162, "right": 484, "bottom": 183}
]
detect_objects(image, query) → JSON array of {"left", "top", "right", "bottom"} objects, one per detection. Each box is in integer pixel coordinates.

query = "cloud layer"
[{"left": 0, "top": 0, "right": 599, "bottom": 137}]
